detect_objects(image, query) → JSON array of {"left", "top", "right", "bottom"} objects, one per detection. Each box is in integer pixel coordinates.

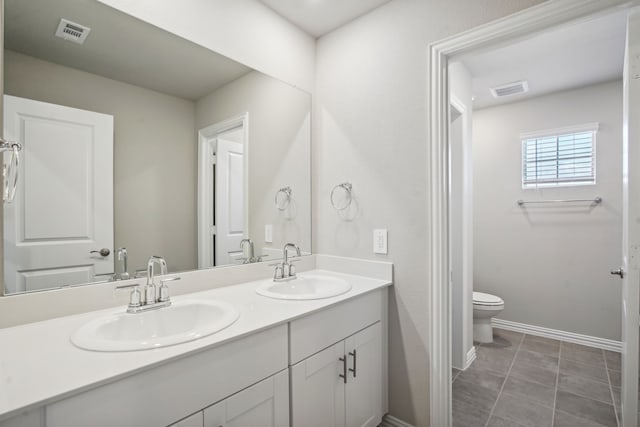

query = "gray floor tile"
[
  {"left": 559, "top": 358, "right": 609, "bottom": 383},
  {"left": 452, "top": 397, "right": 491, "bottom": 427},
  {"left": 608, "top": 369, "right": 621, "bottom": 388},
  {"left": 456, "top": 364, "right": 506, "bottom": 391},
  {"left": 473, "top": 345, "right": 517, "bottom": 375},
  {"left": 492, "top": 328, "right": 524, "bottom": 346},
  {"left": 604, "top": 350, "right": 622, "bottom": 371},
  {"left": 555, "top": 390, "right": 618, "bottom": 427},
  {"left": 515, "top": 348, "right": 559, "bottom": 371},
  {"left": 510, "top": 356, "right": 558, "bottom": 387},
  {"left": 452, "top": 378, "right": 500, "bottom": 413},
  {"left": 612, "top": 387, "right": 620, "bottom": 412},
  {"left": 561, "top": 342, "right": 606, "bottom": 368},
  {"left": 486, "top": 414, "right": 528, "bottom": 427},
  {"left": 520, "top": 335, "right": 561, "bottom": 357},
  {"left": 554, "top": 410, "right": 611, "bottom": 427},
  {"left": 492, "top": 391, "right": 553, "bottom": 427},
  {"left": 452, "top": 367, "right": 461, "bottom": 382},
  {"left": 501, "top": 375, "right": 555, "bottom": 408},
  {"left": 557, "top": 372, "right": 612, "bottom": 404}
]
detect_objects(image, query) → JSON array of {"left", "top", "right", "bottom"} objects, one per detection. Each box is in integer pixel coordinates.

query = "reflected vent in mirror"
[
  {"left": 490, "top": 80, "right": 529, "bottom": 98},
  {"left": 55, "top": 19, "right": 91, "bottom": 44}
]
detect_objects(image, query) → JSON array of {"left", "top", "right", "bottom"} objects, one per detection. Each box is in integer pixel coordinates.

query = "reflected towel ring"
[
  {"left": 275, "top": 186, "right": 292, "bottom": 211},
  {"left": 331, "top": 182, "right": 352, "bottom": 210}
]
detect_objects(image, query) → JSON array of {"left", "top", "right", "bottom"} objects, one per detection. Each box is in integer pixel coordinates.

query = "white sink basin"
[
  {"left": 71, "top": 299, "right": 239, "bottom": 352},
  {"left": 256, "top": 273, "right": 351, "bottom": 300}
]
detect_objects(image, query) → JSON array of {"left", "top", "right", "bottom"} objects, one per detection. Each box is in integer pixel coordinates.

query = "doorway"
[{"left": 427, "top": 1, "right": 640, "bottom": 426}]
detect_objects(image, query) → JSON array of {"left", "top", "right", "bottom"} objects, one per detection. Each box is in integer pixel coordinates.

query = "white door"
[
  {"left": 215, "top": 137, "right": 245, "bottom": 266},
  {"left": 618, "top": 11, "right": 640, "bottom": 427},
  {"left": 291, "top": 341, "right": 346, "bottom": 427},
  {"left": 3, "top": 95, "right": 114, "bottom": 293},
  {"left": 204, "top": 370, "right": 289, "bottom": 427},
  {"left": 345, "top": 323, "right": 383, "bottom": 427}
]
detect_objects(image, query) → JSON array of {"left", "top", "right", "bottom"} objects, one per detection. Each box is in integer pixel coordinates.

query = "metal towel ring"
[
  {"left": 330, "top": 182, "right": 352, "bottom": 210},
  {"left": 1, "top": 139, "right": 21, "bottom": 203},
  {"left": 275, "top": 186, "right": 292, "bottom": 211}
]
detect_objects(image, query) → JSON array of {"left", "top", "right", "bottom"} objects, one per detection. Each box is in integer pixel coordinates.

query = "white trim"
[
  {"left": 379, "top": 414, "right": 415, "bottom": 427},
  {"left": 462, "top": 346, "right": 477, "bottom": 370},
  {"left": 520, "top": 122, "right": 600, "bottom": 140},
  {"left": 427, "top": 1, "right": 639, "bottom": 426},
  {"left": 197, "top": 113, "right": 249, "bottom": 269},
  {"left": 492, "top": 319, "right": 622, "bottom": 353}
]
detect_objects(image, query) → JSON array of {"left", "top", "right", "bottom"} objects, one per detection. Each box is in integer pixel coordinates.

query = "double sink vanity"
[{"left": 0, "top": 254, "right": 392, "bottom": 427}]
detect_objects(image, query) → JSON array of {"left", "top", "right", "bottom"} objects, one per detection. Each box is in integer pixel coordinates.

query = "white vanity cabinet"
[{"left": 289, "top": 289, "right": 386, "bottom": 427}]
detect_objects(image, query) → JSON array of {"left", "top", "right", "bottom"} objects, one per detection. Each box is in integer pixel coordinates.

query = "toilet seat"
[{"left": 473, "top": 291, "right": 504, "bottom": 306}]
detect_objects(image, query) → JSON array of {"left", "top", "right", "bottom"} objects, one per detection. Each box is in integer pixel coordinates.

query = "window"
[{"left": 521, "top": 123, "right": 598, "bottom": 188}]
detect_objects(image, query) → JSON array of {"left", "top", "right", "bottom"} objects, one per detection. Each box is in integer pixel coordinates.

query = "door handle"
[
  {"left": 349, "top": 350, "right": 357, "bottom": 377},
  {"left": 610, "top": 268, "right": 625, "bottom": 278},
  {"left": 90, "top": 248, "right": 111, "bottom": 257},
  {"left": 338, "top": 355, "right": 347, "bottom": 384}
]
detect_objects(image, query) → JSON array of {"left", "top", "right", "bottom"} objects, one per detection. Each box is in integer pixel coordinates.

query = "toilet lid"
[{"left": 473, "top": 291, "right": 504, "bottom": 306}]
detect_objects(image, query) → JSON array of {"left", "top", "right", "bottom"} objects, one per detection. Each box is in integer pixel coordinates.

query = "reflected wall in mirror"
[{"left": 2, "top": 0, "right": 311, "bottom": 295}]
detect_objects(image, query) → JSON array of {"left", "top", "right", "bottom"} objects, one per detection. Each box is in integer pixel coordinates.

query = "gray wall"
[
  {"left": 313, "top": 0, "right": 545, "bottom": 425},
  {"left": 4, "top": 49, "right": 197, "bottom": 273},
  {"left": 196, "top": 71, "right": 311, "bottom": 258},
  {"left": 473, "top": 80, "right": 623, "bottom": 341}
]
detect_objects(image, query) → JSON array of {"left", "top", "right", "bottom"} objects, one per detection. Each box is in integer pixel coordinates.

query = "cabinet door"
[
  {"left": 171, "top": 411, "right": 203, "bottom": 427},
  {"left": 291, "top": 341, "right": 346, "bottom": 427},
  {"left": 345, "top": 323, "right": 382, "bottom": 427},
  {"left": 204, "top": 370, "right": 289, "bottom": 427}
]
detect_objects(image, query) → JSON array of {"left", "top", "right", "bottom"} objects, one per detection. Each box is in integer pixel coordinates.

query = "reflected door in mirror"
[{"left": 3, "top": 95, "right": 114, "bottom": 294}]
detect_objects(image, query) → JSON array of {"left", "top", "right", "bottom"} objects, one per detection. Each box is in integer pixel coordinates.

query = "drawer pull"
[
  {"left": 339, "top": 355, "right": 347, "bottom": 383},
  {"left": 349, "top": 350, "right": 357, "bottom": 377}
]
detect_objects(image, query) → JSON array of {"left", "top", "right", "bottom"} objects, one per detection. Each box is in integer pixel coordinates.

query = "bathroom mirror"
[{"left": 1, "top": 0, "right": 311, "bottom": 295}]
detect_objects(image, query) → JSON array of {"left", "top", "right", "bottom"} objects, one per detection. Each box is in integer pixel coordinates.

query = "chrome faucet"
[
  {"left": 146, "top": 255, "right": 167, "bottom": 304},
  {"left": 272, "top": 243, "right": 301, "bottom": 281},
  {"left": 240, "top": 238, "right": 255, "bottom": 264},
  {"left": 116, "top": 247, "right": 130, "bottom": 280},
  {"left": 116, "top": 255, "right": 180, "bottom": 313}
]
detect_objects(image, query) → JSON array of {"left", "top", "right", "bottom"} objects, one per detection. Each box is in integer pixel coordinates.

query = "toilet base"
[{"left": 473, "top": 318, "right": 494, "bottom": 343}]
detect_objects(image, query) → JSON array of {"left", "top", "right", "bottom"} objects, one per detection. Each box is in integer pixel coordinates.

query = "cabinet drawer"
[
  {"left": 46, "top": 324, "right": 288, "bottom": 427},
  {"left": 289, "top": 290, "right": 383, "bottom": 364}
]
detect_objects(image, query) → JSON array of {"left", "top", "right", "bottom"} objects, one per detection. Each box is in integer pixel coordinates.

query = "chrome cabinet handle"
[
  {"left": 338, "top": 355, "right": 347, "bottom": 384},
  {"left": 349, "top": 350, "right": 357, "bottom": 377},
  {"left": 90, "top": 248, "right": 111, "bottom": 257},
  {"left": 610, "top": 268, "right": 625, "bottom": 278}
]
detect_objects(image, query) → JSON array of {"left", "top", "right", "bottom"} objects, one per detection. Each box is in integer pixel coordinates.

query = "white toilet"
[{"left": 472, "top": 291, "right": 505, "bottom": 343}]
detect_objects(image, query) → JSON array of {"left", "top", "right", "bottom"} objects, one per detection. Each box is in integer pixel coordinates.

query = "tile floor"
[{"left": 452, "top": 328, "right": 632, "bottom": 427}]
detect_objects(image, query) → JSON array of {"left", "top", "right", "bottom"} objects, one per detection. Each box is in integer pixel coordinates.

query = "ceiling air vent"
[
  {"left": 55, "top": 19, "right": 91, "bottom": 44},
  {"left": 490, "top": 80, "right": 529, "bottom": 98}
]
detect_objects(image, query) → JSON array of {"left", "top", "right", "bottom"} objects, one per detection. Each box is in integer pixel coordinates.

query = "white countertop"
[{"left": 0, "top": 268, "right": 391, "bottom": 421}]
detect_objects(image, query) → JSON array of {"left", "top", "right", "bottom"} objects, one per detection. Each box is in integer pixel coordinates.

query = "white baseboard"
[
  {"left": 492, "top": 318, "right": 622, "bottom": 353},
  {"left": 379, "top": 414, "right": 414, "bottom": 427},
  {"left": 463, "top": 346, "right": 476, "bottom": 370}
]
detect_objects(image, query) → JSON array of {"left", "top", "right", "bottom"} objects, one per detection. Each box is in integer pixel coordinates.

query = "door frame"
[
  {"left": 427, "top": 0, "right": 640, "bottom": 425},
  {"left": 197, "top": 113, "right": 249, "bottom": 268}
]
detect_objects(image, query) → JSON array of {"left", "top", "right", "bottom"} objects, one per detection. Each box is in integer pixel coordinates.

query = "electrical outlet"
[
  {"left": 265, "top": 224, "right": 273, "bottom": 243},
  {"left": 373, "top": 229, "right": 388, "bottom": 254}
]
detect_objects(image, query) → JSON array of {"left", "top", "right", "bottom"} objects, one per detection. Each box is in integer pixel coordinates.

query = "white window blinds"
[{"left": 521, "top": 123, "right": 598, "bottom": 188}]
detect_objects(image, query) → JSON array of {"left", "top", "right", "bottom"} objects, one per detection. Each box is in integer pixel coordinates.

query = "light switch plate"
[
  {"left": 265, "top": 224, "right": 273, "bottom": 243},
  {"left": 373, "top": 229, "right": 388, "bottom": 254}
]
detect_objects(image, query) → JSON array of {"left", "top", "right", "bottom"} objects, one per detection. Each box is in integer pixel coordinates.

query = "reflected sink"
[
  {"left": 71, "top": 299, "right": 239, "bottom": 352},
  {"left": 256, "top": 273, "right": 351, "bottom": 300}
]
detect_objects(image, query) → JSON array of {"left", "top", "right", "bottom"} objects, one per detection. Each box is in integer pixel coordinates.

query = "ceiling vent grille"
[
  {"left": 490, "top": 81, "right": 529, "bottom": 98},
  {"left": 55, "top": 19, "right": 91, "bottom": 44}
]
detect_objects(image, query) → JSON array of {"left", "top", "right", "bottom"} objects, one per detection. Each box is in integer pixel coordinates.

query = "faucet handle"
[
  {"left": 268, "top": 262, "right": 284, "bottom": 280},
  {"left": 158, "top": 277, "right": 181, "bottom": 302},
  {"left": 115, "top": 283, "right": 142, "bottom": 308}
]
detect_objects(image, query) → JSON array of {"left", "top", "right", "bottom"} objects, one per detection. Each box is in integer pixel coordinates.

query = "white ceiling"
[
  {"left": 454, "top": 10, "right": 627, "bottom": 109},
  {"left": 5, "top": 0, "right": 252, "bottom": 101},
  {"left": 258, "top": 0, "right": 391, "bottom": 37}
]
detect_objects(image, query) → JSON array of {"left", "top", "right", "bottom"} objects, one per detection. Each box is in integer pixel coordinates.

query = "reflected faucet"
[
  {"left": 116, "top": 247, "right": 130, "bottom": 280},
  {"left": 240, "top": 238, "right": 255, "bottom": 264}
]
